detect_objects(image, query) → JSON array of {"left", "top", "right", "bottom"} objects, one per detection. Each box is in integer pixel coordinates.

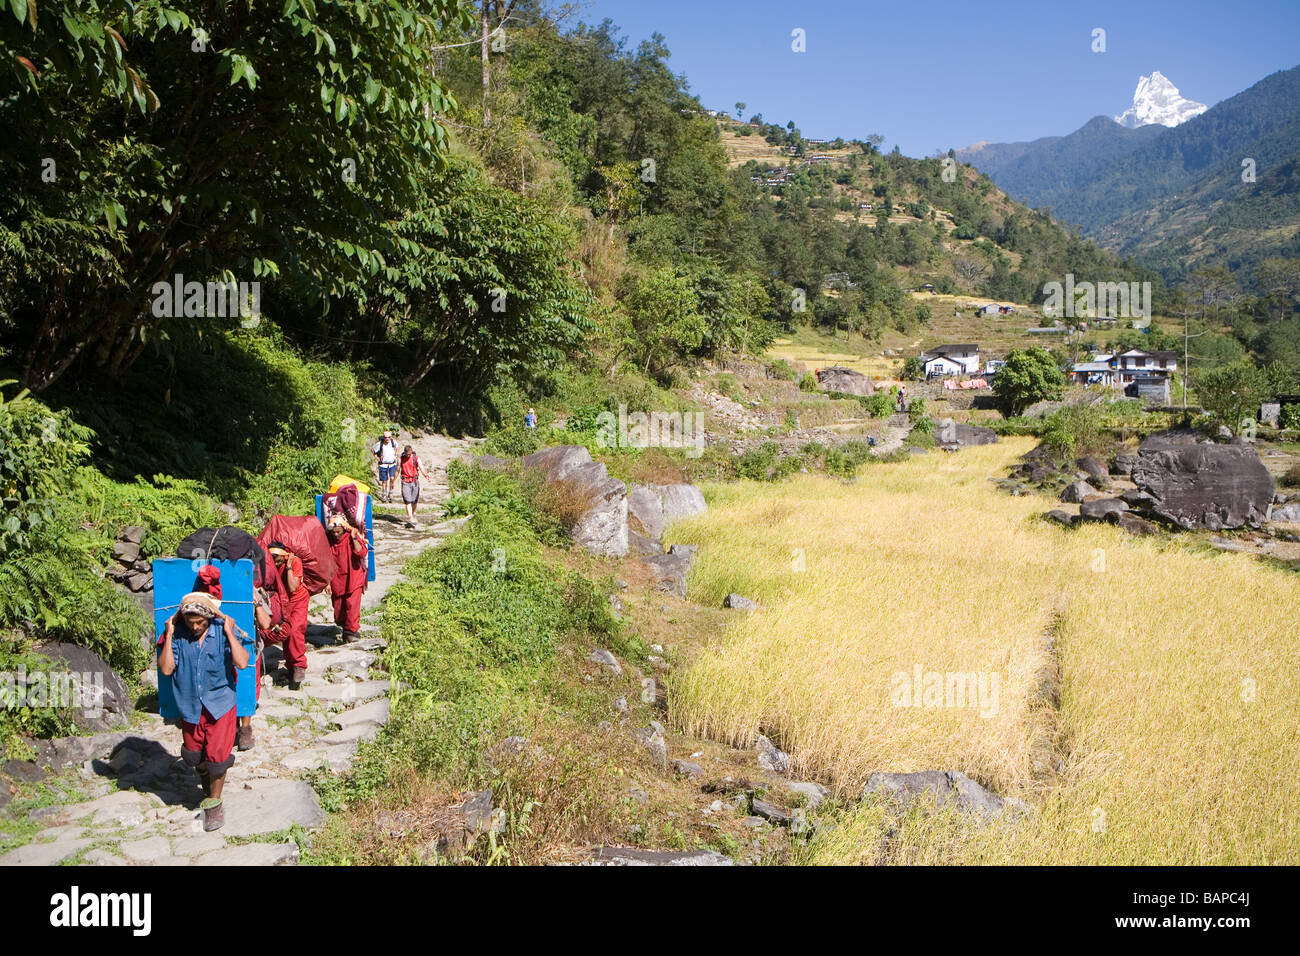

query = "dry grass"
[{"left": 669, "top": 440, "right": 1300, "bottom": 863}]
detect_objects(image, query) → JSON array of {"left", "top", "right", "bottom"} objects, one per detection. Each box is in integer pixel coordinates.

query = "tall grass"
[{"left": 671, "top": 439, "right": 1300, "bottom": 863}]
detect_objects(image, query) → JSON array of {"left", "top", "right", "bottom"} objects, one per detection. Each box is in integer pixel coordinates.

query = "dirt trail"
[{"left": 0, "top": 431, "right": 474, "bottom": 867}]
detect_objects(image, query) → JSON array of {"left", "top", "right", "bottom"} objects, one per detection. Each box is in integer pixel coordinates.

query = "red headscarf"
[{"left": 195, "top": 564, "right": 222, "bottom": 599}]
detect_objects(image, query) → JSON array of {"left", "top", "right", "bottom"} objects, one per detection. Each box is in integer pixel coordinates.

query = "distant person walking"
[
  {"left": 524, "top": 407, "right": 538, "bottom": 429},
  {"left": 897, "top": 386, "right": 907, "bottom": 413},
  {"left": 373, "top": 430, "right": 399, "bottom": 502},
  {"left": 399, "top": 444, "right": 432, "bottom": 528}
]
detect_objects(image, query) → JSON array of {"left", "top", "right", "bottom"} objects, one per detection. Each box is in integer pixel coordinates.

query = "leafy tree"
[
  {"left": 994, "top": 348, "right": 1065, "bottom": 415},
  {"left": 2, "top": 0, "right": 472, "bottom": 389},
  {"left": 1195, "top": 361, "right": 1290, "bottom": 434}
]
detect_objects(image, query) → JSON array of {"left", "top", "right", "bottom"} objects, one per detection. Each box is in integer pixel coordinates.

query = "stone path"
[
  {"left": 871, "top": 412, "right": 914, "bottom": 456},
  {"left": 0, "top": 430, "right": 474, "bottom": 867}
]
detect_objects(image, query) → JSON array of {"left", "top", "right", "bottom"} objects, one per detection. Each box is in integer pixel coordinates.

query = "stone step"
[{"left": 331, "top": 697, "right": 390, "bottom": 730}]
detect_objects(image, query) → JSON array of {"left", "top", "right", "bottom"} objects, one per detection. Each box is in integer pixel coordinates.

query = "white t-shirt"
[{"left": 374, "top": 439, "right": 398, "bottom": 464}]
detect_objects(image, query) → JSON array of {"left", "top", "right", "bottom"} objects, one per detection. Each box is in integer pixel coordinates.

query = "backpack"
[{"left": 400, "top": 454, "right": 420, "bottom": 483}]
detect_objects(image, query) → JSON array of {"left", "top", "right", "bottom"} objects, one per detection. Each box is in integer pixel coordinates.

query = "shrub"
[
  {"left": 1281, "top": 404, "right": 1300, "bottom": 431},
  {"left": 1282, "top": 464, "right": 1300, "bottom": 488},
  {"left": 769, "top": 359, "right": 796, "bottom": 381},
  {"left": 861, "top": 393, "right": 895, "bottom": 418},
  {"left": 798, "top": 372, "right": 819, "bottom": 392},
  {"left": 737, "top": 441, "right": 801, "bottom": 482},
  {"left": 908, "top": 396, "right": 928, "bottom": 421}
]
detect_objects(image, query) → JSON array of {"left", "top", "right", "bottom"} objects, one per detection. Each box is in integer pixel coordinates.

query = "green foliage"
[
  {"left": 860, "top": 393, "right": 895, "bottom": 418},
  {"left": 993, "top": 348, "right": 1066, "bottom": 415},
  {"left": 901, "top": 356, "right": 923, "bottom": 380},
  {"left": 2, "top": 0, "right": 473, "bottom": 388},
  {"left": 1039, "top": 405, "right": 1108, "bottom": 462},
  {"left": 376, "top": 483, "right": 620, "bottom": 778},
  {"left": 1281, "top": 404, "right": 1300, "bottom": 430},
  {"left": 908, "top": 396, "right": 928, "bottom": 421},
  {"left": 769, "top": 359, "right": 796, "bottom": 381},
  {"left": 798, "top": 373, "right": 819, "bottom": 393},
  {"left": 737, "top": 441, "right": 801, "bottom": 482},
  {"left": 1194, "top": 361, "right": 1289, "bottom": 435}
]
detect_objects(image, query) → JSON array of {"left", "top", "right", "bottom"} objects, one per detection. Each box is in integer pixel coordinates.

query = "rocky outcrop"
[
  {"left": 627, "top": 482, "right": 707, "bottom": 540},
  {"left": 1079, "top": 497, "right": 1129, "bottom": 521},
  {"left": 936, "top": 419, "right": 998, "bottom": 449},
  {"left": 522, "top": 445, "right": 629, "bottom": 557},
  {"left": 1131, "top": 443, "right": 1275, "bottom": 530},
  {"left": 816, "top": 367, "right": 873, "bottom": 396}
]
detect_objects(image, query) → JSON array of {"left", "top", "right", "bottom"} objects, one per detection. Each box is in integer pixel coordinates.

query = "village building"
[{"left": 920, "top": 343, "right": 980, "bottom": 377}]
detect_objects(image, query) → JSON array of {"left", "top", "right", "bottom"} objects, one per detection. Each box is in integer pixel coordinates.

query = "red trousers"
[
  {"left": 332, "top": 588, "right": 362, "bottom": 633},
  {"left": 282, "top": 597, "right": 310, "bottom": 671},
  {"left": 181, "top": 706, "right": 237, "bottom": 775}
]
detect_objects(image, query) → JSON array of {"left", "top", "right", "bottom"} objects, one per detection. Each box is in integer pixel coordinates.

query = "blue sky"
[{"left": 584, "top": 0, "right": 1300, "bottom": 155}]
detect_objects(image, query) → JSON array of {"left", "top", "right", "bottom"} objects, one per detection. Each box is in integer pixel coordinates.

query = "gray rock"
[
  {"left": 3, "top": 759, "right": 45, "bottom": 783},
  {"left": 279, "top": 744, "right": 356, "bottom": 773},
  {"left": 1079, "top": 497, "right": 1129, "bottom": 521},
  {"left": 1120, "top": 488, "right": 1157, "bottom": 508},
  {"left": 936, "top": 418, "right": 998, "bottom": 449},
  {"left": 1115, "top": 512, "right": 1159, "bottom": 536},
  {"left": 724, "top": 593, "right": 758, "bottom": 611},
  {"left": 522, "top": 446, "right": 629, "bottom": 557},
  {"left": 29, "top": 642, "right": 130, "bottom": 732},
  {"left": 320, "top": 721, "right": 382, "bottom": 745},
  {"left": 304, "top": 679, "right": 391, "bottom": 704},
  {"left": 636, "top": 726, "right": 668, "bottom": 770},
  {"left": 612, "top": 696, "right": 628, "bottom": 714},
  {"left": 219, "top": 779, "right": 325, "bottom": 837},
  {"left": 1132, "top": 443, "right": 1275, "bottom": 530},
  {"left": 195, "top": 842, "right": 299, "bottom": 866},
  {"left": 82, "top": 849, "right": 128, "bottom": 867},
  {"left": 1077, "top": 457, "right": 1109, "bottom": 480},
  {"left": 671, "top": 759, "right": 704, "bottom": 779},
  {"left": 786, "top": 780, "right": 829, "bottom": 809},
  {"left": 756, "top": 734, "right": 791, "bottom": 774},
  {"left": 120, "top": 836, "right": 172, "bottom": 864},
  {"left": 589, "top": 649, "right": 622, "bottom": 675},
  {"left": 651, "top": 484, "right": 708, "bottom": 526},
  {"left": 861, "top": 770, "right": 1019, "bottom": 822},
  {"left": 171, "top": 832, "right": 226, "bottom": 858},
  {"left": 816, "top": 367, "right": 873, "bottom": 396},
  {"left": 1044, "top": 509, "right": 1077, "bottom": 527},
  {"left": 1271, "top": 502, "right": 1300, "bottom": 523},
  {"left": 627, "top": 484, "right": 667, "bottom": 541},
  {"left": 0, "top": 839, "right": 92, "bottom": 866},
  {"left": 1059, "top": 481, "right": 1095, "bottom": 504},
  {"left": 645, "top": 543, "right": 697, "bottom": 598},
  {"left": 330, "top": 697, "right": 390, "bottom": 731},
  {"left": 112, "top": 540, "right": 141, "bottom": 565},
  {"left": 751, "top": 798, "right": 792, "bottom": 825},
  {"left": 1111, "top": 452, "right": 1139, "bottom": 476},
  {"left": 119, "top": 525, "right": 146, "bottom": 545},
  {"left": 1022, "top": 400, "right": 1064, "bottom": 419},
  {"left": 627, "top": 530, "right": 662, "bottom": 556}
]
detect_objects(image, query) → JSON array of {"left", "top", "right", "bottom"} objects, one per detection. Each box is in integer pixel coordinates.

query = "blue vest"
[{"left": 167, "top": 619, "right": 238, "bottom": 723}]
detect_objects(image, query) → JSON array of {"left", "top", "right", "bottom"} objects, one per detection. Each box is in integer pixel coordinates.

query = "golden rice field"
[{"left": 669, "top": 439, "right": 1300, "bottom": 864}]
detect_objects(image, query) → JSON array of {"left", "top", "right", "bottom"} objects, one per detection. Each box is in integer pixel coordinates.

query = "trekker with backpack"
[
  {"left": 399, "top": 444, "right": 431, "bottom": 528},
  {"left": 372, "top": 430, "right": 400, "bottom": 502}
]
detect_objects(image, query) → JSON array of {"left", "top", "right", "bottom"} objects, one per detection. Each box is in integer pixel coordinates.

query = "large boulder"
[
  {"left": 1059, "top": 480, "right": 1095, "bottom": 504},
  {"left": 1131, "top": 444, "right": 1275, "bottom": 530},
  {"left": 626, "top": 482, "right": 708, "bottom": 541},
  {"left": 522, "top": 445, "right": 629, "bottom": 557},
  {"left": 816, "top": 367, "right": 873, "bottom": 396},
  {"left": 936, "top": 419, "right": 998, "bottom": 449},
  {"left": 30, "top": 641, "right": 130, "bottom": 732}
]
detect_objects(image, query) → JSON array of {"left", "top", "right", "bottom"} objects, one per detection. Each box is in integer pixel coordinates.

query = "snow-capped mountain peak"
[{"left": 1114, "top": 71, "right": 1208, "bottom": 128}]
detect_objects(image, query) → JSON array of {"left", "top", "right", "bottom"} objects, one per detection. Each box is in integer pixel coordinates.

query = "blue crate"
[{"left": 153, "top": 557, "right": 258, "bottom": 719}]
